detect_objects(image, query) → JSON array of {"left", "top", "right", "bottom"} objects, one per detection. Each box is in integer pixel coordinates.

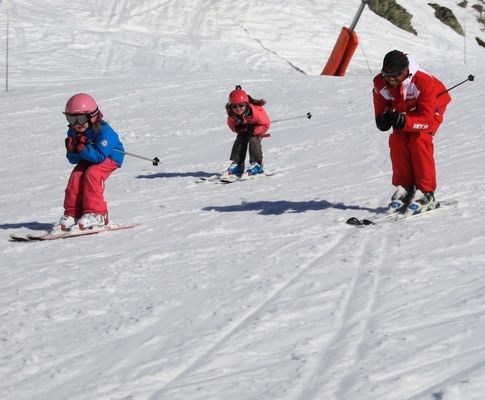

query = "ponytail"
[{"left": 248, "top": 95, "right": 266, "bottom": 106}]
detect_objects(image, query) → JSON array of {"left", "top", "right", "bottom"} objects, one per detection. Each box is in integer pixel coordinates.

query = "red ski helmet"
[
  {"left": 64, "top": 93, "right": 102, "bottom": 124},
  {"left": 228, "top": 88, "right": 248, "bottom": 104}
]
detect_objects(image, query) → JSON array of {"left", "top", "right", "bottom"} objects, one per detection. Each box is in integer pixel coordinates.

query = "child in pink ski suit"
[{"left": 59, "top": 93, "right": 124, "bottom": 231}]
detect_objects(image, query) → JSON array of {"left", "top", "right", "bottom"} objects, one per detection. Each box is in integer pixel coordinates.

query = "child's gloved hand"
[
  {"left": 76, "top": 134, "right": 88, "bottom": 153},
  {"left": 235, "top": 124, "right": 254, "bottom": 135},
  {"left": 65, "top": 137, "right": 77, "bottom": 153}
]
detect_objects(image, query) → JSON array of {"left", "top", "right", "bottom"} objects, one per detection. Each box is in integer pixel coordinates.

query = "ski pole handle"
[
  {"left": 272, "top": 112, "right": 312, "bottom": 124},
  {"left": 437, "top": 74, "right": 474, "bottom": 97},
  {"left": 113, "top": 148, "right": 160, "bottom": 166}
]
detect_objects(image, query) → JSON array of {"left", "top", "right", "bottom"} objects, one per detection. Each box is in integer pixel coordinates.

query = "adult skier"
[
  {"left": 58, "top": 93, "right": 125, "bottom": 231},
  {"left": 225, "top": 86, "right": 271, "bottom": 176},
  {"left": 373, "top": 50, "right": 451, "bottom": 214}
]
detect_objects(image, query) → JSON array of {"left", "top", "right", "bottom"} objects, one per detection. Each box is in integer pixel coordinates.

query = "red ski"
[{"left": 9, "top": 223, "right": 138, "bottom": 242}]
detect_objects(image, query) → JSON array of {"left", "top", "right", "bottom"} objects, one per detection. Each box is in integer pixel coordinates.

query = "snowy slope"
[{"left": 1, "top": 1, "right": 485, "bottom": 400}]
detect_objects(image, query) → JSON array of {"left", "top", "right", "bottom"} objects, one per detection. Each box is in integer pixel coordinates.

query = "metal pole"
[
  {"left": 463, "top": 19, "right": 467, "bottom": 65},
  {"left": 113, "top": 148, "right": 160, "bottom": 166},
  {"left": 437, "top": 75, "right": 474, "bottom": 97},
  {"left": 348, "top": 0, "right": 369, "bottom": 33},
  {"left": 272, "top": 112, "right": 312, "bottom": 124},
  {"left": 5, "top": 0, "right": 9, "bottom": 92}
]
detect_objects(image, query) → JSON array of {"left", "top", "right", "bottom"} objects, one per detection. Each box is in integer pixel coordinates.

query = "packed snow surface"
[{"left": 1, "top": 1, "right": 485, "bottom": 399}]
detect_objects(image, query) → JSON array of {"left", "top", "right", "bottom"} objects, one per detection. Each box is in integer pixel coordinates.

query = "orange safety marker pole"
[{"left": 321, "top": 0, "right": 368, "bottom": 76}]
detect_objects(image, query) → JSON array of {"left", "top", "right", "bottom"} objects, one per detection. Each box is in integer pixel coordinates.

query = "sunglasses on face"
[
  {"left": 231, "top": 103, "right": 246, "bottom": 110},
  {"left": 65, "top": 113, "right": 89, "bottom": 126},
  {"left": 382, "top": 69, "right": 404, "bottom": 78}
]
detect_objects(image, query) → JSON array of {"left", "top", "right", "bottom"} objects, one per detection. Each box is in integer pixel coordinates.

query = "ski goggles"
[
  {"left": 231, "top": 103, "right": 246, "bottom": 110},
  {"left": 64, "top": 113, "right": 90, "bottom": 126},
  {"left": 64, "top": 108, "right": 99, "bottom": 125},
  {"left": 381, "top": 69, "right": 404, "bottom": 78}
]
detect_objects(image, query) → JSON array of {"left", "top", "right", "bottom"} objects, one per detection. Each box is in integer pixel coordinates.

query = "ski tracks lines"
[
  {"left": 294, "top": 232, "right": 388, "bottom": 400},
  {"left": 149, "top": 232, "right": 352, "bottom": 398},
  {"left": 405, "top": 356, "right": 485, "bottom": 400}
]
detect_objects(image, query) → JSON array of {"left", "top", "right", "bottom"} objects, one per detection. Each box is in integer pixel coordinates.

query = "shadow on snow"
[
  {"left": 0, "top": 222, "right": 53, "bottom": 231},
  {"left": 203, "top": 200, "right": 386, "bottom": 216},
  {"left": 136, "top": 171, "right": 215, "bottom": 179}
]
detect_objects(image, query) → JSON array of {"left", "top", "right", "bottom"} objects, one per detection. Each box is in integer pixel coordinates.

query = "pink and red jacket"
[{"left": 227, "top": 104, "right": 271, "bottom": 138}]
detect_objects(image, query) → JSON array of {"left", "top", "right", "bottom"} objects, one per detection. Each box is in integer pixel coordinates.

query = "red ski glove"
[
  {"left": 65, "top": 137, "right": 77, "bottom": 153},
  {"left": 76, "top": 134, "right": 88, "bottom": 153}
]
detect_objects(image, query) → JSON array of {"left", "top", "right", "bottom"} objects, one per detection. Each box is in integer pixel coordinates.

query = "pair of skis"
[
  {"left": 9, "top": 223, "right": 138, "bottom": 242},
  {"left": 346, "top": 200, "right": 458, "bottom": 227},
  {"left": 197, "top": 171, "right": 275, "bottom": 184}
]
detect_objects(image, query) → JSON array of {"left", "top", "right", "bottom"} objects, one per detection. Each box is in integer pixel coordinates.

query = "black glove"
[
  {"left": 376, "top": 111, "right": 406, "bottom": 131},
  {"left": 235, "top": 124, "right": 254, "bottom": 135},
  {"left": 390, "top": 111, "right": 406, "bottom": 129}
]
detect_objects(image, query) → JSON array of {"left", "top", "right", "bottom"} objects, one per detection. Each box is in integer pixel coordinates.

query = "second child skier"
[{"left": 224, "top": 86, "right": 271, "bottom": 179}]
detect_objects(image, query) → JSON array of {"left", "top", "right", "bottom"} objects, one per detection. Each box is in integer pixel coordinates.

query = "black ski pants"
[{"left": 230, "top": 133, "right": 263, "bottom": 165}]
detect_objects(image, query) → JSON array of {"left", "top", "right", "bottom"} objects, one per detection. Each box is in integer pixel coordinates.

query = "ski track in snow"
[
  {"left": 296, "top": 233, "right": 386, "bottom": 400},
  {"left": 151, "top": 230, "right": 359, "bottom": 398}
]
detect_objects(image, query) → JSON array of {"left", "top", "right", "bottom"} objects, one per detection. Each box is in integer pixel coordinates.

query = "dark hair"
[
  {"left": 91, "top": 119, "right": 107, "bottom": 134},
  {"left": 248, "top": 95, "right": 266, "bottom": 106}
]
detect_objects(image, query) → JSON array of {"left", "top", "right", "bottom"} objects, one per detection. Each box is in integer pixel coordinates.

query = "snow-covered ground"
[{"left": 1, "top": 1, "right": 485, "bottom": 399}]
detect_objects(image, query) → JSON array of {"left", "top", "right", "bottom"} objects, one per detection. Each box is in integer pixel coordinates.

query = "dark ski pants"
[{"left": 230, "top": 133, "right": 263, "bottom": 165}]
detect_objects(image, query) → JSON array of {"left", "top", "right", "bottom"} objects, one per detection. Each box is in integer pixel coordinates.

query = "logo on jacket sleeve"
[
  {"left": 100, "top": 140, "right": 108, "bottom": 147},
  {"left": 413, "top": 123, "right": 429, "bottom": 130}
]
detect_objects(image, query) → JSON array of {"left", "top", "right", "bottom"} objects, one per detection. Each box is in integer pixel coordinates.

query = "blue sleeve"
[
  {"left": 78, "top": 123, "right": 124, "bottom": 166},
  {"left": 67, "top": 152, "right": 82, "bottom": 164}
]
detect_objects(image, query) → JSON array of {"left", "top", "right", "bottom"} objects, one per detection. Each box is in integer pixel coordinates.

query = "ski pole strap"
[
  {"left": 272, "top": 112, "right": 312, "bottom": 124},
  {"left": 437, "top": 74, "right": 474, "bottom": 97},
  {"left": 113, "top": 148, "right": 160, "bottom": 166}
]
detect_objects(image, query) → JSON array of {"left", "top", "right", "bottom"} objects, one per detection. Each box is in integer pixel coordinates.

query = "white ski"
[
  {"left": 9, "top": 223, "right": 139, "bottom": 242},
  {"left": 346, "top": 200, "right": 458, "bottom": 227}
]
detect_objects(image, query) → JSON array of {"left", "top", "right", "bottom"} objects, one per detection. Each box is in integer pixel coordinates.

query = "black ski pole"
[
  {"left": 438, "top": 74, "right": 474, "bottom": 97},
  {"left": 272, "top": 112, "right": 312, "bottom": 124},
  {"left": 113, "top": 148, "right": 160, "bottom": 166}
]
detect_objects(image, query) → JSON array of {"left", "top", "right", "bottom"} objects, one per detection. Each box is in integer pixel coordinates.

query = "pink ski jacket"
[{"left": 227, "top": 104, "right": 271, "bottom": 138}]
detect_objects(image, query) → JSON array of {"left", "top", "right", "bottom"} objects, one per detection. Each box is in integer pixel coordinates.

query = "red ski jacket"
[
  {"left": 227, "top": 103, "right": 271, "bottom": 137},
  {"left": 373, "top": 56, "right": 451, "bottom": 134}
]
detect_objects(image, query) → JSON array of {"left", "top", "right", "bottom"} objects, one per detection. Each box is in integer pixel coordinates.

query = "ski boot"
[
  {"left": 407, "top": 190, "right": 436, "bottom": 215},
  {"left": 227, "top": 162, "right": 244, "bottom": 175},
  {"left": 54, "top": 215, "right": 77, "bottom": 232},
  {"left": 246, "top": 162, "right": 264, "bottom": 176},
  {"left": 219, "top": 162, "right": 244, "bottom": 181},
  {"left": 388, "top": 186, "right": 413, "bottom": 213},
  {"left": 78, "top": 213, "right": 109, "bottom": 230}
]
